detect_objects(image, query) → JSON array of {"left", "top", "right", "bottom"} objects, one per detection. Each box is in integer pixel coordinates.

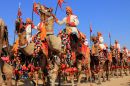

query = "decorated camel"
[
  {"left": 0, "top": 18, "right": 13, "bottom": 86},
  {"left": 35, "top": 3, "right": 76, "bottom": 86},
  {"left": 120, "top": 48, "right": 129, "bottom": 76},
  {"left": 110, "top": 45, "right": 123, "bottom": 77},
  {"left": 90, "top": 34, "right": 111, "bottom": 84},
  {"left": 74, "top": 42, "right": 93, "bottom": 86},
  {"left": 14, "top": 18, "right": 49, "bottom": 86},
  {"left": 35, "top": 3, "right": 92, "bottom": 86}
]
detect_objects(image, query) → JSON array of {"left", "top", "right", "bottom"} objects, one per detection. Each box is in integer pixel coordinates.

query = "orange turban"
[
  {"left": 66, "top": 6, "right": 73, "bottom": 15},
  {"left": 123, "top": 46, "right": 127, "bottom": 49},
  {"left": 26, "top": 18, "right": 32, "bottom": 23},
  {"left": 115, "top": 40, "right": 118, "bottom": 43},
  {"left": 97, "top": 31, "right": 102, "bottom": 36}
]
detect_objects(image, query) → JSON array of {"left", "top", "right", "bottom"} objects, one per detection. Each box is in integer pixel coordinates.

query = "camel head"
[
  {"left": 15, "top": 18, "right": 27, "bottom": 47},
  {"left": 44, "top": 7, "right": 53, "bottom": 17},
  {"left": 35, "top": 3, "right": 53, "bottom": 17},
  {"left": 15, "top": 18, "right": 25, "bottom": 33},
  {"left": 110, "top": 45, "right": 114, "bottom": 51},
  {"left": 35, "top": 3, "right": 46, "bottom": 14},
  {"left": 0, "top": 18, "right": 8, "bottom": 44},
  {"left": 90, "top": 34, "right": 98, "bottom": 44}
]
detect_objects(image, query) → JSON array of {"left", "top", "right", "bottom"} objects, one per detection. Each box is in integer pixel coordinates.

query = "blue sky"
[{"left": 0, "top": 0, "right": 130, "bottom": 50}]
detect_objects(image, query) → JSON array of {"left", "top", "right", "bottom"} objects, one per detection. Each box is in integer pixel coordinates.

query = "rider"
[
  {"left": 113, "top": 40, "right": 120, "bottom": 51},
  {"left": 122, "top": 46, "right": 129, "bottom": 55},
  {"left": 97, "top": 31, "right": 107, "bottom": 50},
  {"left": 54, "top": 6, "right": 81, "bottom": 47},
  {"left": 12, "top": 19, "right": 25, "bottom": 52},
  {"left": 32, "top": 13, "right": 46, "bottom": 41},
  {"left": 25, "top": 18, "right": 33, "bottom": 43}
]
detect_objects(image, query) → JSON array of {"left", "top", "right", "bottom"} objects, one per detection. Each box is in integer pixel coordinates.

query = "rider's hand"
[
  {"left": 53, "top": 15, "right": 56, "bottom": 19},
  {"left": 66, "top": 21, "right": 71, "bottom": 26},
  {"left": 31, "top": 21, "right": 33, "bottom": 25},
  {"left": 14, "top": 31, "right": 17, "bottom": 34}
]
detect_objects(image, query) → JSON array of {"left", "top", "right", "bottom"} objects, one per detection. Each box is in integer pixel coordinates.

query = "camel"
[
  {"left": 0, "top": 18, "right": 13, "bottom": 86},
  {"left": 74, "top": 43, "right": 92, "bottom": 86},
  {"left": 120, "top": 50, "right": 129, "bottom": 76},
  {"left": 35, "top": 3, "right": 93, "bottom": 86},
  {"left": 110, "top": 45, "right": 123, "bottom": 77},
  {"left": 15, "top": 18, "right": 48, "bottom": 86},
  {"left": 90, "top": 34, "right": 111, "bottom": 84}
]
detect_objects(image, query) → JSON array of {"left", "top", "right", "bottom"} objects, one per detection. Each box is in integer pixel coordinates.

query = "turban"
[
  {"left": 66, "top": 6, "right": 73, "bottom": 15},
  {"left": 97, "top": 31, "right": 102, "bottom": 36},
  {"left": 115, "top": 40, "right": 118, "bottom": 43},
  {"left": 123, "top": 46, "right": 127, "bottom": 49},
  {"left": 26, "top": 18, "right": 32, "bottom": 23}
]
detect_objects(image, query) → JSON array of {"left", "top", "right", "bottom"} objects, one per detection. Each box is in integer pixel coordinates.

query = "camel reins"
[{"left": 17, "top": 30, "right": 26, "bottom": 36}]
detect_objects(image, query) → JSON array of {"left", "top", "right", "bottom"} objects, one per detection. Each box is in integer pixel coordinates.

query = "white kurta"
[
  {"left": 55, "top": 15, "right": 79, "bottom": 37},
  {"left": 26, "top": 23, "right": 42, "bottom": 42},
  {"left": 128, "top": 52, "right": 130, "bottom": 57},
  {"left": 98, "top": 36, "right": 106, "bottom": 50},
  {"left": 113, "top": 44, "right": 120, "bottom": 50},
  {"left": 25, "top": 25, "right": 31, "bottom": 43},
  {"left": 84, "top": 38, "right": 88, "bottom": 46},
  {"left": 32, "top": 22, "right": 43, "bottom": 32},
  {"left": 122, "top": 49, "right": 129, "bottom": 55}
]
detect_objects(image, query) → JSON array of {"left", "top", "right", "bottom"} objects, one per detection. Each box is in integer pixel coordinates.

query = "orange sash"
[
  {"left": 12, "top": 37, "right": 19, "bottom": 52},
  {"left": 36, "top": 22, "right": 46, "bottom": 41}
]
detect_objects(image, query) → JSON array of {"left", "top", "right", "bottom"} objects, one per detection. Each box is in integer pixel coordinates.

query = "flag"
[
  {"left": 90, "top": 24, "right": 92, "bottom": 32},
  {"left": 18, "top": 8, "right": 22, "bottom": 17},
  {"left": 59, "top": 28, "right": 61, "bottom": 32},
  {"left": 58, "top": 0, "right": 67, "bottom": 11},
  {"left": 109, "top": 30, "right": 111, "bottom": 37},
  {"left": 33, "top": 2, "right": 39, "bottom": 15}
]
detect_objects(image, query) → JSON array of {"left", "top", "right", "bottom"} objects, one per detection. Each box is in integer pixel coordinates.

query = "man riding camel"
[
  {"left": 25, "top": 18, "right": 34, "bottom": 43},
  {"left": 54, "top": 6, "right": 82, "bottom": 47},
  {"left": 12, "top": 17, "right": 40, "bottom": 52},
  {"left": 113, "top": 40, "right": 120, "bottom": 51},
  {"left": 32, "top": 14, "right": 46, "bottom": 41},
  {"left": 122, "top": 46, "right": 129, "bottom": 55},
  {"left": 97, "top": 31, "right": 107, "bottom": 50}
]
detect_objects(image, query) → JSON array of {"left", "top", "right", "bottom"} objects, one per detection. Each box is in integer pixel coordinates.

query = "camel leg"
[
  {"left": 70, "top": 74, "right": 74, "bottom": 86},
  {"left": 116, "top": 68, "right": 118, "bottom": 77},
  {"left": 107, "top": 63, "right": 110, "bottom": 81},
  {"left": 86, "top": 73, "right": 89, "bottom": 83},
  {"left": 125, "top": 63, "right": 129, "bottom": 76},
  {"left": 58, "top": 71, "right": 61, "bottom": 86},
  {"left": 126, "top": 68, "right": 128, "bottom": 76},
  {"left": 97, "top": 64, "right": 103, "bottom": 85},
  {"left": 97, "top": 70, "right": 101, "bottom": 85},
  {"left": 120, "top": 61, "right": 123, "bottom": 77},
  {"left": 102, "top": 70, "right": 106, "bottom": 82},
  {"left": 41, "top": 54, "right": 49, "bottom": 85},
  {"left": 88, "top": 64, "right": 93, "bottom": 86},
  {"left": 3, "top": 62, "right": 13, "bottom": 86},
  {"left": 63, "top": 71, "right": 67, "bottom": 84},
  {"left": 34, "top": 72, "right": 38, "bottom": 86},
  {"left": 129, "top": 65, "right": 130, "bottom": 74},
  {"left": 0, "top": 69, "right": 3, "bottom": 86},
  {"left": 112, "top": 68, "right": 115, "bottom": 77},
  {"left": 77, "top": 63, "right": 82, "bottom": 86},
  {"left": 51, "top": 60, "right": 59, "bottom": 86}
]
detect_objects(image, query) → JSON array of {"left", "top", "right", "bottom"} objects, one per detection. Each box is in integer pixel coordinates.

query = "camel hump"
[
  {"left": 0, "top": 18, "right": 5, "bottom": 26},
  {"left": 0, "top": 17, "right": 3, "bottom": 22}
]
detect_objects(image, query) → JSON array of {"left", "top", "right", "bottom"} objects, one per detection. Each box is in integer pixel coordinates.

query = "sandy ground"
[{"left": 2, "top": 73, "right": 130, "bottom": 86}]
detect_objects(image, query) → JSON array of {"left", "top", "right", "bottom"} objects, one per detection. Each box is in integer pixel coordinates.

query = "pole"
[
  {"left": 55, "top": 0, "right": 59, "bottom": 15},
  {"left": 14, "top": 3, "right": 20, "bottom": 44},
  {"left": 90, "top": 30, "right": 91, "bottom": 49},
  {"left": 110, "top": 36, "right": 111, "bottom": 46},
  {"left": 31, "top": 2, "right": 34, "bottom": 36}
]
